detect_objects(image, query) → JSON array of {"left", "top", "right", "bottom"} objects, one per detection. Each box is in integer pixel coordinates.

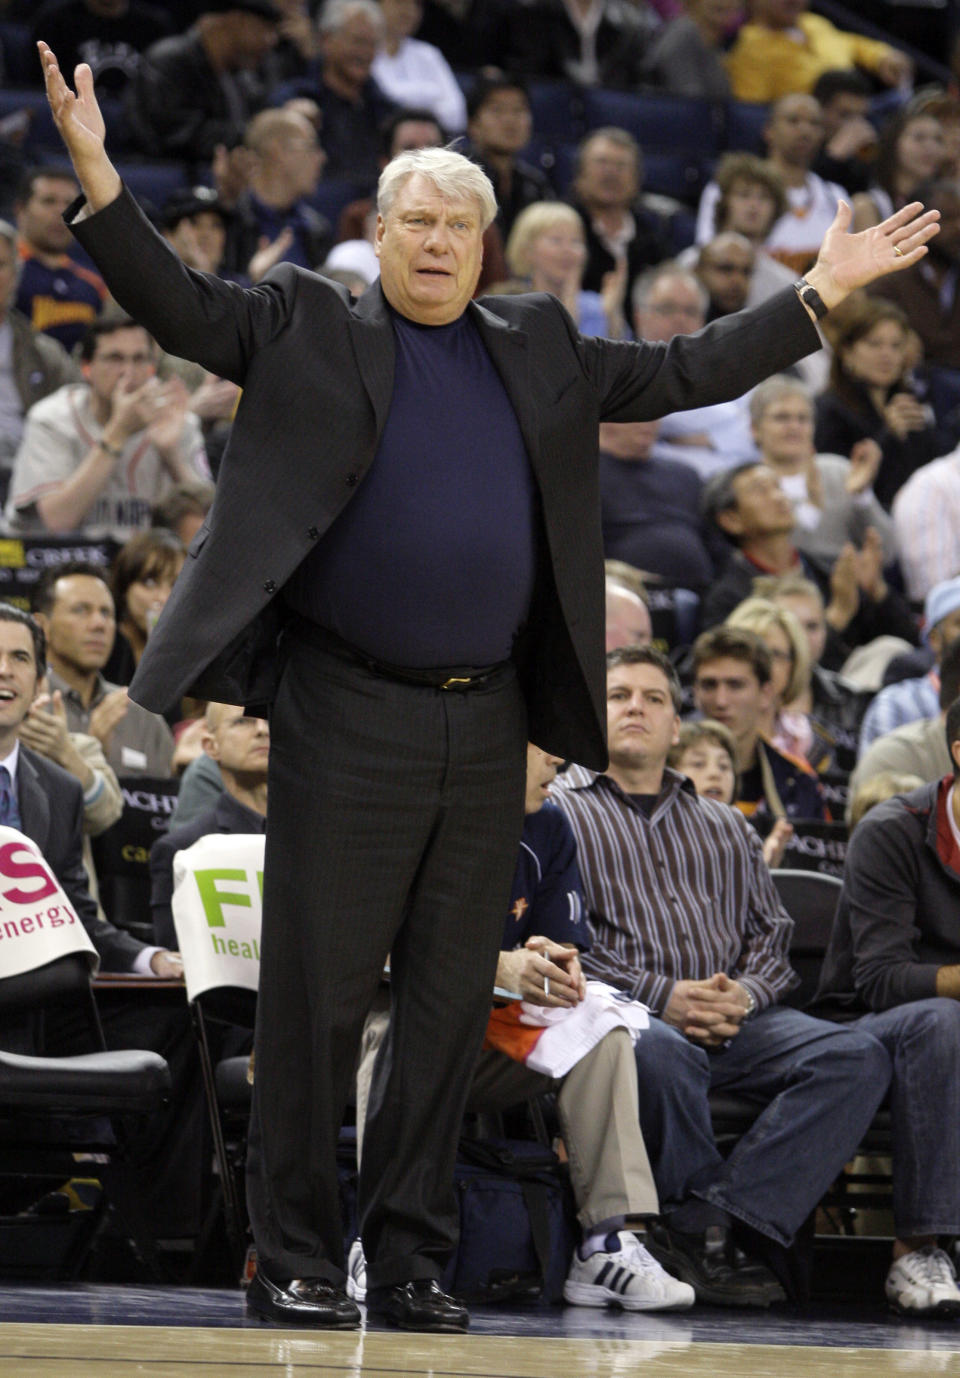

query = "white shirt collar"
[{"left": 0, "top": 739, "right": 20, "bottom": 789}]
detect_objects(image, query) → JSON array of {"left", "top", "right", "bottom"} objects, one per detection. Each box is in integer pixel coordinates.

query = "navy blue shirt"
[
  {"left": 503, "top": 803, "right": 588, "bottom": 952},
  {"left": 599, "top": 450, "right": 713, "bottom": 590},
  {"left": 289, "top": 308, "right": 539, "bottom": 668},
  {"left": 244, "top": 194, "right": 321, "bottom": 272}
]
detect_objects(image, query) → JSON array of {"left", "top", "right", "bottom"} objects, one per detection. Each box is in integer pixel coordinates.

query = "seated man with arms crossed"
[
  {"left": 352, "top": 743, "right": 694, "bottom": 1313},
  {"left": 551, "top": 646, "right": 890, "bottom": 1305}
]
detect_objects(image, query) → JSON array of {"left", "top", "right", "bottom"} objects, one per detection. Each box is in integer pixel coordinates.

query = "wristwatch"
[
  {"left": 741, "top": 986, "right": 757, "bottom": 1020},
  {"left": 794, "top": 277, "right": 829, "bottom": 321}
]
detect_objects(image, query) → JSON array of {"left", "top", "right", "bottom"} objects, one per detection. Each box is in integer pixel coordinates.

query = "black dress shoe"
[
  {"left": 367, "top": 1279, "right": 469, "bottom": 1332},
  {"left": 645, "top": 1221, "right": 786, "bottom": 1308},
  {"left": 246, "top": 1269, "right": 360, "bottom": 1327}
]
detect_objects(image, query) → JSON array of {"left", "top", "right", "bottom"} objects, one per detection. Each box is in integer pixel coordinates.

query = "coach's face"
[{"left": 376, "top": 173, "right": 484, "bottom": 326}]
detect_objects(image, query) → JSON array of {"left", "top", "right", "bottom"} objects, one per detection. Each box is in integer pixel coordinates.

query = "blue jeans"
[
  {"left": 633, "top": 1006, "right": 891, "bottom": 1246},
  {"left": 854, "top": 998, "right": 960, "bottom": 1238}
]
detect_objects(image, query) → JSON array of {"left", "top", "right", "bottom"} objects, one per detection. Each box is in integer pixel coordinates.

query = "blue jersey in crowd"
[{"left": 502, "top": 801, "right": 589, "bottom": 953}]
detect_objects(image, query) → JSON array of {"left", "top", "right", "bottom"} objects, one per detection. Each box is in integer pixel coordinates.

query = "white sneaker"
[
  {"left": 885, "top": 1246, "right": 960, "bottom": 1317},
  {"left": 346, "top": 1237, "right": 367, "bottom": 1303},
  {"left": 563, "top": 1231, "right": 695, "bottom": 1311}
]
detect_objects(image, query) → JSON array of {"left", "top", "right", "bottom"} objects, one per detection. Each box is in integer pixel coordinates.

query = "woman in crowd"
[
  {"left": 814, "top": 295, "right": 952, "bottom": 508},
  {"left": 505, "top": 202, "right": 628, "bottom": 339},
  {"left": 105, "top": 528, "right": 185, "bottom": 685},
  {"left": 751, "top": 374, "right": 894, "bottom": 572},
  {"left": 852, "top": 103, "right": 947, "bottom": 231},
  {"left": 726, "top": 595, "right": 839, "bottom": 784},
  {"left": 754, "top": 573, "right": 870, "bottom": 782}
]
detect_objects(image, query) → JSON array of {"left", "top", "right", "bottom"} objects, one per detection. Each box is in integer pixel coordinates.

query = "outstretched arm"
[{"left": 37, "top": 42, "right": 120, "bottom": 211}]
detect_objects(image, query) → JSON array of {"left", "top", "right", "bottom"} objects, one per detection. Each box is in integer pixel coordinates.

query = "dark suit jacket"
[
  {"left": 18, "top": 744, "right": 145, "bottom": 973},
  {"left": 70, "top": 188, "right": 820, "bottom": 771}
]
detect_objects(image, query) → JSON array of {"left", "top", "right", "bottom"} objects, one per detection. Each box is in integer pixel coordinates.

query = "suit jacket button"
[
  {"left": 346, "top": 472, "right": 359, "bottom": 486},
  {"left": 263, "top": 579, "right": 276, "bottom": 594},
  {"left": 307, "top": 526, "right": 319, "bottom": 540}
]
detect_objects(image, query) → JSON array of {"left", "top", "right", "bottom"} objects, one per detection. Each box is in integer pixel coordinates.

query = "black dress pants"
[{"left": 246, "top": 635, "right": 527, "bottom": 1289}]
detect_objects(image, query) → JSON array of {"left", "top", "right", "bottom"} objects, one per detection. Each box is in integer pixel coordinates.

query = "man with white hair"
[
  {"left": 291, "top": 0, "right": 396, "bottom": 183},
  {"left": 632, "top": 264, "right": 758, "bottom": 479},
  {"left": 605, "top": 577, "right": 652, "bottom": 652},
  {"left": 39, "top": 37, "right": 939, "bottom": 1333}
]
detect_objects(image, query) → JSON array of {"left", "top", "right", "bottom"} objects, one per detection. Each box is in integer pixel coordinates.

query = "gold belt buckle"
[{"left": 440, "top": 676, "right": 472, "bottom": 690}]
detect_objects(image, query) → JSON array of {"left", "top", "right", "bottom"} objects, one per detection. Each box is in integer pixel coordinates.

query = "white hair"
[
  {"left": 377, "top": 147, "right": 498, "bottom": 232},
  {"left": 749, "top": 373, "right": 813, "bottom": 425},
  {"left": 318, "top": 0, "right": 383, "bottom": 35}
]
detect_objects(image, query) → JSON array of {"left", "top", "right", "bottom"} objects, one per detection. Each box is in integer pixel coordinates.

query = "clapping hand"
[
  {"left": 883, "top": 389, "right": 928, "bottom": 441},
  {"left": 853, "top": 526, "right": 886, "bottom": 601},
  {"left": 145, "top": 376, "right": 191, "bottom": 461},
  {"left": 845, "top": 438, "right": 882, "bottom": 495},
  {"left": 19, "top": 690, "right": 72, "bottom": 766},
  {"left": 88, "top": 687, "right": 129, "bottom": 754},
  {"left": 248, "top": 228, "right": 295, "bottom": 283}
]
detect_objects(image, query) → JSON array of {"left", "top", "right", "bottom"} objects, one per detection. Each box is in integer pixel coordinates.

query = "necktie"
[{"left": 0, "top": 765, "right": 21, "bottom": 830}]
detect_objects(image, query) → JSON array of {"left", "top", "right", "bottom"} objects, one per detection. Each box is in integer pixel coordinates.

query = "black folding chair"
[
  {"left": 0, "top": 954, "right": 170, "bottom": 1279},
  {"left": 91, "top": 775, "right": 180, "bottom": 942}
]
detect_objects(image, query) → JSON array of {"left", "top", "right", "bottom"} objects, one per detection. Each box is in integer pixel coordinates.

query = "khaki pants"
[{"left": 356, "top": 991, "right": 658, "bottom": 1230}]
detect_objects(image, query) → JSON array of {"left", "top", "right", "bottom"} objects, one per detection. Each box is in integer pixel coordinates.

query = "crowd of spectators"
[{"left": 4, "top": 0, "right": 960, "bottom": 1323}]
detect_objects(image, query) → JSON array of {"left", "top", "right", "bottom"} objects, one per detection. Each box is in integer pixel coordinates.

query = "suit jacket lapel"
[
  {"left": 349, "top": 289, "right": 545, "bottom": 499},
  {"left": 349, "top": 281, "right": 396, "bottom": 435},
  {"left": 17, "top": 749, "right": 50, "bottom": 853},
  {"left": 469, "top": 301, "right": 542, "bottom": 483}
]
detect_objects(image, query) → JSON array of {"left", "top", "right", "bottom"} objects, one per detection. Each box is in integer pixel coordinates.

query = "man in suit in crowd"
[
  {"left": 0, "top": 604, "right": 199, "bottom": 1231},
  {"left": 0, "top": 603, "right": 178, "bottom": 978},
  {"left": 39, "top": 38, "right": 939, "bottom": 1333}
]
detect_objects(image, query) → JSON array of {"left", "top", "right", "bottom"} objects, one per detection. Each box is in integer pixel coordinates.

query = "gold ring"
[{"left": 893, "top": 244, "right": 905, "bottom": 257}]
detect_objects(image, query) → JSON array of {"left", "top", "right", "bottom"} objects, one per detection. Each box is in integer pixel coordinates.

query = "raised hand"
[
  {"left": 883, "top": 389, "right": 928, "bottom": 440},
  {"left": 145, "top": 377, "right": 192, "bottom": 461},
  {"left": 36, "top": 41, "right": 120, "bottom": 209},
  {"left": 247, "top": 227, "right": 295, "bottom": 284},
  {"left": 845, "top": 438, "right": 882, "bottom": 495},
  {"left": 807, "top": 199, "right": 940, "bottom": 310},
  {"left": 88, "top": 687, "right": 130, "bottom": 754}
]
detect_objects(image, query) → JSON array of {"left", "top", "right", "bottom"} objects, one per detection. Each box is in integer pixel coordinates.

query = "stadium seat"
[
  {"left": 583, "top": 89, "right": 723, "bottom": 159},
  {"left": 526, "top": 80, "right": 585, "bottom": 145},
  {"left": 724, "top": 100, "right": 770, "bottom": 157}
]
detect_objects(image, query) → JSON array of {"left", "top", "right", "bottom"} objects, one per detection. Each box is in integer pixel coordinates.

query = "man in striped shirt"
[{"left": 551, "top": 645, "right": 890, "bottom": 1306}]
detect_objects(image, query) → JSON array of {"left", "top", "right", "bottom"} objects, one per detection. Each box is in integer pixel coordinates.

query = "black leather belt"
[{"left": 288, "top": 620, "right": 510, "bottom": 691}]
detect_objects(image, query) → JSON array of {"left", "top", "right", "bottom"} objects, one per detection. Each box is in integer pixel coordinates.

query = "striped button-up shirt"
[
  {"left": 857, "top": 673, "right": 939, "bottom": 760},
  {"left": 550, "top": 765, "right": 799, "bottom": 1015}
]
